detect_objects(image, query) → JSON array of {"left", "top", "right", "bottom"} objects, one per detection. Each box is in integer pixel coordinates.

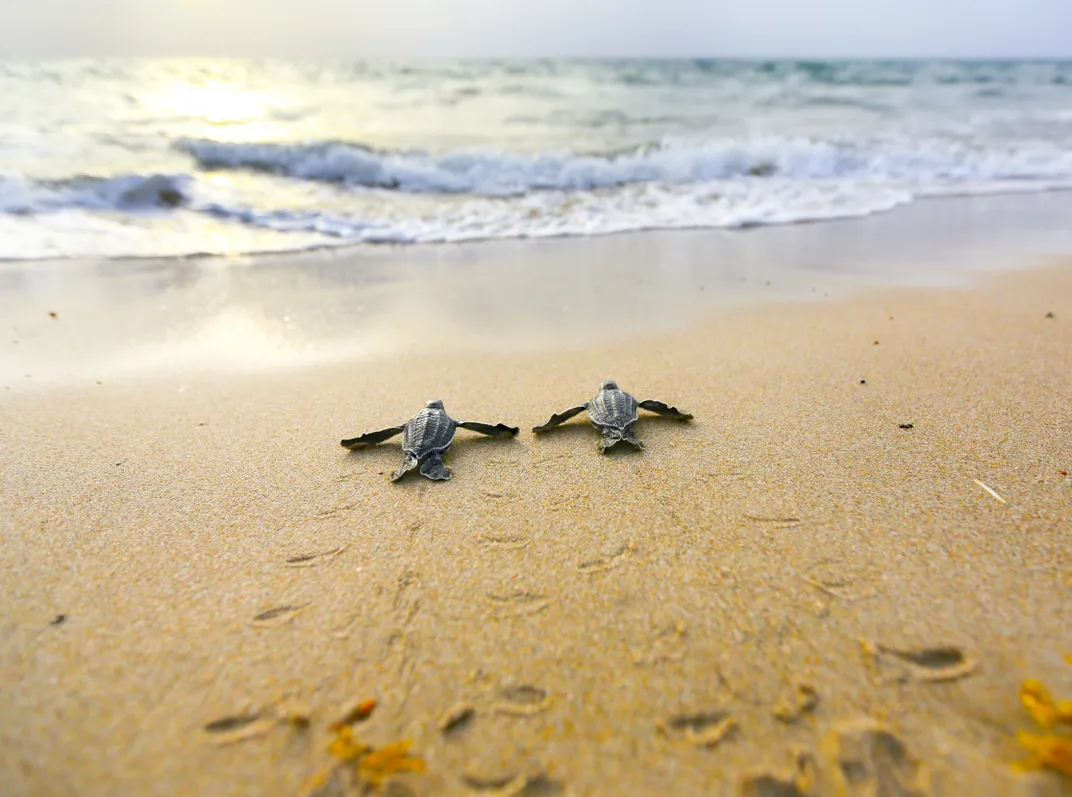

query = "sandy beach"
[{"left": 2, "top": 206, "right": 1072, "bottom": 796}]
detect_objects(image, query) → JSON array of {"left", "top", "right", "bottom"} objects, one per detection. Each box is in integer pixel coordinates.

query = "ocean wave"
[
  {"left": 176, "top": 135, "right": 1072, "bottom": 196},
  {"left": 5, "top": 132, "right": 1072, "bottom": 261},
  {"left": 0, "top": 173, "right": 192, "bottom": 214}
]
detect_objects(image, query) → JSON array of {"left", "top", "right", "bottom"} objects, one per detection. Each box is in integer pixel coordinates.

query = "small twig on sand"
[{"left": 973, "top": 479, "right": 1007, "bottom": 504}]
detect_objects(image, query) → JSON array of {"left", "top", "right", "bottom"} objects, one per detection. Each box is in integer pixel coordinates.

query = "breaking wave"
[
  {"left": 176, "top": 135, "right": 1072, "bottom": 196},
  {"left": 4, "top": 133, "right": 1072, "bottom": 258},
  {"left": 0, "top": 173, "right": 192, "bottom": 214}
]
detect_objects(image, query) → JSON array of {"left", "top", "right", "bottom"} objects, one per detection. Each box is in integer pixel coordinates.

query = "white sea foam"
[
  {"left": 197, "top": 179, "right": 920, "bottom": 245},
  {"left": 176, "top": 135, "right": 1072, "bottom": 196},
  {"left": 4, "top": 137, "right": 1072, "bottom": 258}
]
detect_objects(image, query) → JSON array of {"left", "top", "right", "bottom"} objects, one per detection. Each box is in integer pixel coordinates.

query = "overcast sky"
[{"left": 1, "top": 0, "right": 1069, "bottom": 59}]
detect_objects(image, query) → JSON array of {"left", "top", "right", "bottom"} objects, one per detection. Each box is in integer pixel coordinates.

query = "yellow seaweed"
[
  {"left": 1016, "top": 731, "right": 1072, "bottom": 778},
  {"left": 357, "top": 739, "right": 427, "bottom": 786},
  {"left": 1015, "top": 670, "right": 1072, "bottom": 781},
  {"left": 328, "top": 725, "right": 372, "bottom": 762},
  {"left": 1019, "top": 680, "right": 1072, "bottom": 729},
  {"left": 324, "top": 724, "right": 425, "bottom": 789}
]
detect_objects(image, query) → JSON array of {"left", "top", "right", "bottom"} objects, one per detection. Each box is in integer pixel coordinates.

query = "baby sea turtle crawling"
[
  {"left": 533, "top": 380, "right": 693, "bottom": 452},
  {"left": 341, "top": 400, "right": 519, "bottom": 482}
]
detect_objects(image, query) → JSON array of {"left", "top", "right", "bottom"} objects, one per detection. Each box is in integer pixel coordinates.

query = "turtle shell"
[
  {"left": 402, "top": 404, "right": 457, "bottom": 458},
  {"left": 587, "top": 386, "right": 638, "bottom": 429}
]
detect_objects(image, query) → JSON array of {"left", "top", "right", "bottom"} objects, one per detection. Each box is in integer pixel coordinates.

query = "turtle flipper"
[
  {"left": 457, "top": 421, "right": 519, "bottom": 438},
  {"left": 621, "top": 425, "right": 644, "bottom": 449},
  {"left": 391, "top": 452, "right": 419, "bottom": 481},
  {"left": 532, "top": 405, "right": 588, "bottom": 433},
  {"left": 341, "top": 425, "right": 406, "bottom": 449},
  {"left": 599, "top": 425, "right": 644, "bottom": 453},
  {"left": 418, "top": 453, "right": 452, "bottom": 481},
  {"left": 638, "top": 400, "right": 693, "bottom": 421}
]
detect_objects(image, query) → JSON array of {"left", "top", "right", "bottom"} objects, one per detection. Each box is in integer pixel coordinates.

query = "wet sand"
[{"left": 2, "top": 218, "right": 1072, "bottom": 795}]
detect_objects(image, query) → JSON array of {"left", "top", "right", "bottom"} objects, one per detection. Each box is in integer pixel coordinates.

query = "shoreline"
[
  {"left": 4, "top": 191, "right": 1072, "bottom": 390},
  {"left": 3, "top": 187, "right": 1072, "bottom": 272},
  {"left": 2, "top": 186, "right": 1071, "bottom": 270}
]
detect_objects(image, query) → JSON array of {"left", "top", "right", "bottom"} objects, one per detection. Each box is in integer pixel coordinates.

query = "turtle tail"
[{"left": 391, "top": 452, "right": 419, "bottom": 481}]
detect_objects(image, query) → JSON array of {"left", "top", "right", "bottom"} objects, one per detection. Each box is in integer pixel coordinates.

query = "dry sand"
[{"left": 2, "top": 247, "right": 1071, "bottom": 796}]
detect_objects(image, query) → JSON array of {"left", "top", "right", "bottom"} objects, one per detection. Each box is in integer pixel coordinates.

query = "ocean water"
[{"left": 2, "top": 58, "right": 1072, "bottom": 260}]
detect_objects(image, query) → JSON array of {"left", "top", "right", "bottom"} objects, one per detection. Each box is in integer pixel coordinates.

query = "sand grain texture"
[{"left": 2, "top": 263, "right": 1071, "bottom": 797}]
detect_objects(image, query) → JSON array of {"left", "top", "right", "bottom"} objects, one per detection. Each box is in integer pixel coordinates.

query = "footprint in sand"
[
  {"left": 860, "top": 640, "right": 977, "bottom": 685},
  {"left": 657, "top": 710, "right": 737, "bottom": 748},
  {"left": 492, "top": 685, "right": 551, "bottom": 717},
  {"left": 479, "top": 533, "right": 532, "bottom": 551},
  {"left": 822, "top": 719, "right": 931, "bottom": 797},
  {"left": 480, "top": 487, "right": 520, "bottom": 504},
  {"left": 739, "top": 753, "right": 817, "bottom": 797},
  {"left": 738, "top": 773, "right": 810, "bottom": 797},
  {"left": 802, "top": 558, "right": 880, "bottom": 602},
  {"left": 463, "top": 773, "right": 522, "bottom": 792},
  {"left": 462, "top": 772, "right": 565, "bottom": 797},
  {"left": 313, "top": 499, "right": 360, "bottom": 519},
  {"left": 202, "top": 713, "right": 278, "bottom": 746},
  {"left": 485, "top": 591, "right": 549, "bottom": 618},
  {"left": 577, "top": 543, "right": 635, "bottom": 574},
  {"left": 741, "top": 494, "right": 808, "bottom": 530},
  {"left": 284, "top": 545, "right": 347, "bottom": 567},
  {"left": 250, "top": 604, "right": 309, "bottom": 628},
  {"left": 439, "top": 704, "right": 476, "bottom": 738}
]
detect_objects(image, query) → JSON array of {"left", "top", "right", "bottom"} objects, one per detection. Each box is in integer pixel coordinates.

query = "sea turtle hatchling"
[
  {"left": 341, "top": 399, "right": 519, "bottom": 482},
  {"left": 533, "top": 380, "right": 693, "bottom": 452}
]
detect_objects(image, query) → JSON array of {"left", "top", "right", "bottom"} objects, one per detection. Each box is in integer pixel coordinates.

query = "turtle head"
[
  {"left": 600, "top": 380, "right": 619, "bottom": 391},
  {"left": 425, "top": 399, "right": 444, "bottom": 409}
]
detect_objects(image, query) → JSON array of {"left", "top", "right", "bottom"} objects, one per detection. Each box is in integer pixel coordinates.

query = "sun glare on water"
[
  {"left": 148, "top": 70, "right": 286, "bottom": 140},
  {"left": 167, "top": 83, "right": 264, "bottom": 123}
]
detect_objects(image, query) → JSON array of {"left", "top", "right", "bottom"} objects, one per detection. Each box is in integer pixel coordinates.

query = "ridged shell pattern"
[
  {"left": 402, "top": 407, "right": 457, "bottom": 457},
  {"left": 588, "top": 388, "right": 639, "bottom": 429}
]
